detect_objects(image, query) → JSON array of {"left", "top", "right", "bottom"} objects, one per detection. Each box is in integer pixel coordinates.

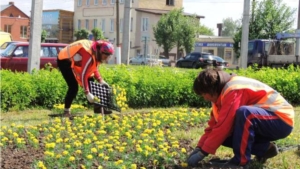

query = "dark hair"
[
  {"left": 193, "top": 69, "right": 221, "bottom": 96},
  {"left": 92, "top": 44, "right": 102, "bottom": 62}
]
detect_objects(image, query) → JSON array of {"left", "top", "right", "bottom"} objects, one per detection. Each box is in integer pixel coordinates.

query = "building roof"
[
  {"left": 0, "top": 4, "right": 11, "bottom": 12},
  {"left": 135, "top": 8, "right": 205, "bottom": 19},
  {"left": 0, "top": 2, "right": 30, "bottom": 18}
]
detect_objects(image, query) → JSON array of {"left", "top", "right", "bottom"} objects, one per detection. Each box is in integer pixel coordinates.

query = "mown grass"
[{"left": 0, "top": 106, "right": 299, "bottom": 168}]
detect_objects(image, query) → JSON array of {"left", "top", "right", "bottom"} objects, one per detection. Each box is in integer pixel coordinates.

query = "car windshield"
[
  {"left": 0, "top": 44, "right": 16, "bottom": 57},
  {"left": 213, "top": 56, "right": 224, "bottom": 62}
]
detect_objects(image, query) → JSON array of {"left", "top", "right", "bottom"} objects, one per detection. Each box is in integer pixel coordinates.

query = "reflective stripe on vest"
[
  {"left": 58, "top": 40, "right": 97, "bottom": 86},
  {"left": 212, "top": 76, "right": 294, "bottom": 126}
]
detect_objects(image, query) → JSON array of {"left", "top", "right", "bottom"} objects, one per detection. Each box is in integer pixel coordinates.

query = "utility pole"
[
  {"left": 122, "top": 0, "right": 131, "bottom": 65},
  {"left": 240, "top": 0, "right": 250, "bottom": 68},
  {"left": 28, "top": 0, "right": 43, "bottom": 73},
  {"left": 143, "top": 36, "right": 147, "bottom": 57},
  {"left": 115, "top": 0, "right": 121, "bottom": 64},
  {"left": 296, "top": 0, "right": 300, "bottom": 64}
]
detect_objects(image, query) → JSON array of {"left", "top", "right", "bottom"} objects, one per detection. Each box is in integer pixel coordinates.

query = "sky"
[{"left": 1, "top": 0, "right": 299, "bottom": 35}]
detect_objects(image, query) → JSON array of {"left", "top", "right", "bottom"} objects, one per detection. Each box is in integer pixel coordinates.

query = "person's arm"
[
  {"left": 197, "top": 112, "right": 216, "bottom": 148},
  {"left": 201, "top": 90, "right": 245, "bottom": 154},
  {"left": 93, "top": 64, "right": 102, "bottom": 82},
  {"left": 78, "top": 49, "right": 94, "bottom": 93}
]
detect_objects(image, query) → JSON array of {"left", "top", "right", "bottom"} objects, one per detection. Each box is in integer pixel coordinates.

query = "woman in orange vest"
[
  {"left": 57, "top": 39, "right": 114, "bottom": 117},
  {"left": 187, "top": 69, "right": 294, "bottom": 168}
]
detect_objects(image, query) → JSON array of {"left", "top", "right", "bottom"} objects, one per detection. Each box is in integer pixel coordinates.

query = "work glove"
[
  {"left": 187, "top": 147, "right": 207, "bottom": 167},
  {"left": 100, "top": 79, "right": 110, "bottom": 87},
  {"left": 86, "top": 92, "right": 95, "bottom": 103}
]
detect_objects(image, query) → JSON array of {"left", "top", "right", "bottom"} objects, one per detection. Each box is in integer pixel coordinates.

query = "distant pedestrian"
[
  {"left": 57, "top": 39, "right": 114, "bottom": 117},
  {"left": 187, "top": 69, "right": 294, "bottom": 168}
]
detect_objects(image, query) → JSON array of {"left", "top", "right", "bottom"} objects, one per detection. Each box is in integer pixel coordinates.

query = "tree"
[
  {"left": 233, "top": 0, "right": 296, "bottom": 58},
  {"left": 181, "top": 16, "right": 200, "bottom": 54},
  {"left": 153, "top": 9, "right": 179, "bottom": 58},
  {"left": 41, "top": 29, "right": 47, "bottom": 42},
  {"left": 91, "top": 28, "right": 105, "bottom": 40},
  {"left": 74, "top": 29, "right": 89, "bottom": 40},
  {"left": 198, "top": 24, "right": 214, "bottom": 36},
  {"left": 221, "top": 17, "right": 240, "bottom": 37}
]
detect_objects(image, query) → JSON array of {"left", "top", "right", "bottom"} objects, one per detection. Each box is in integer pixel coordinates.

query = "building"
[
  {"left": 73, "top": 0, "right": 204, "bottom": 63},
  {"left": 194, "top": 35, "right": 238, "bottom": 68},
  {"left": 0, "top": 1, "right": 30, "bottom": 42},
  {"left": 42, "top": 10, "right": 74, "bottom": 43}
]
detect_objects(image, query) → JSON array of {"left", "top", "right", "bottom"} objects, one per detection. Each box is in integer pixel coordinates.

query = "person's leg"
[
  {"left": 231, "top": 106, "right": 293, "bottom": 165},
  {"left": 57, "top": 59, "right": 78, "bottom": 115}
]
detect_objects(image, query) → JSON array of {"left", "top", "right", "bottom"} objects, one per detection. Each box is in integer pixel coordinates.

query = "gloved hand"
[
  {"left": 86, "top": 92, "right": 95, "bottom": 103},
  {"left": 187, "top": 147, "right": 207, "bottom": 167},
  {"left": 100, "top": 79, "right": 109, "bottom": 87}
]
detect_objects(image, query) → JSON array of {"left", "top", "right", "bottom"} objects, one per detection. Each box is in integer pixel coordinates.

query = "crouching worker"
[
  {"left": 57, "top": 39, "right": 114, "bottom": 117},
  {"left": 187, "top": 69, "right": 294, "bottom": 168}
]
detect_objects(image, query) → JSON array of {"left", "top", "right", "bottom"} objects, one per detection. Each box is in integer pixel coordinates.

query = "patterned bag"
[{"left": 90, "top": 81, "right": 121, "bottom": 112}]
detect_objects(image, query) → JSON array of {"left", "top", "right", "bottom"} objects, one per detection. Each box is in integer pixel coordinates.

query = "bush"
[{"left": 1, "top": 65, "right": 299, "bottom": 112}]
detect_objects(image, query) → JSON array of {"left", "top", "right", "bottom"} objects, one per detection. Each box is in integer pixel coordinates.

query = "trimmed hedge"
[{"left": 1, "top": 65, "right": 299, "bottom": 111}]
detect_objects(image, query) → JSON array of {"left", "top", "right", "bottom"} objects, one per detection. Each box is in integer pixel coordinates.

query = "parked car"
[
  {"left": 213, "top": 55, "right": 229, "bottom": 70},
  {"left": 129, "top": 55, "right": 162, "bottom": 66},
  {"left": 158, "top": 55, "right": 170, "bottom": 66},
  {"left": 0, "top": 41, "right": 22, "bottom": 54},
  {"left": 176, "top": 52, "right": 214, "bottom": 69},
  {"left": 0, "top": 42, "right": 68, "bottom": 72}
]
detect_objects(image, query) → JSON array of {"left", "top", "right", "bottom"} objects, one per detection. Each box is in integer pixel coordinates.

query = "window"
[
  {"left": 130, "top": 17, "right": 133, "bottom": 32},
  {"left": 132, "top": 0, "right": 134, "bottom": 3},
  {"left": 78, "top": 20, "right": 81, "bottom": 29},
  {"left": 4, "top": 25, "right": 12, "bottom": 33},
  {"left": 120, "top": 0, "right": 124, "bottom": 3},
  {"left": 166, "top": 0, "right": 174, "bottom": 6},
  {"left": 20, "top": 26, "right": 27, "bottom": 38},
  {"left": 93, "top": 19, "right": 98, "bottom": 28},
  {"left": 111, "top": 0, "right": 115, "bottom": 4},
  {"left": 102, "top": 19, "right": 106, "bottom": 32},
  {"left": 86, "top": 0, "right": 90, "bottom": 6},
  {"left": 141, "top": 18, "right": 148, "bottom": 31},
  {"left": 77, "top": 0, "right": 82, "bottom": 6},
  {"left": 102, "top": 0, "right": 107, "bottom": 5},
  {"left": 120, "top": 18, "right": 123, "bottom": 32},
  {"left": 94, "top": 0, "right": 98, "bottom": 5},
  {"left": 110, "top": 18, "right": 114, "bottom": 32},
  {"left": 85, "top": 19, "right": 89, "bottom": 30}
]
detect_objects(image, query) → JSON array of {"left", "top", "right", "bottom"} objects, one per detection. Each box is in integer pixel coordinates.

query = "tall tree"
[
  {"left": 233, "top": 0, "right": 296, "bottom": 58},
  {"left": 181, "top": 16, "right": 200, "bottom": 54},
  {"left": 91, "top": 28, "right": 105, "bottom": 40},
  {"left": 221, "top": 17, "right": 240, "bottom": 37},
  {"left": 153, "top": 9, "right": 180, "bottom": 58}
]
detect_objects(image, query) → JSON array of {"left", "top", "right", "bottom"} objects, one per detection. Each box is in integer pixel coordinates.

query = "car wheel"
[
  {"left": 176, "top": 62, "right": 181, "bottom": 67},
  {"left": 141, "top": 62, "right": 145, "bottom": 65}
]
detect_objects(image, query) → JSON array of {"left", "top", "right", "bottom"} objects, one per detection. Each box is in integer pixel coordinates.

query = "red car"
[{"left": 0, "top": 42, "right": 67, "bottom": 72}]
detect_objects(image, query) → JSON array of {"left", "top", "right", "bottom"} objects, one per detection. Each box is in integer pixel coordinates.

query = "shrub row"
[{"left": 1, "top": 65, "right": 299, "bottom": 111}]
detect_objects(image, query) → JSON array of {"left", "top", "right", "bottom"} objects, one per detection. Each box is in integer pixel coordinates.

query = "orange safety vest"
[
  {"left": 58, "top": 40, "right": 98, "bottom": 86},
  {"left": 212, "top": 76, "right": 294, "bottom": 126}
]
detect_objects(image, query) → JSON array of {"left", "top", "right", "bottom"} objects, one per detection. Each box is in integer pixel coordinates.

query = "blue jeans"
[{"left": 221, "top": 106, "right": 293, "bottom": 165}]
